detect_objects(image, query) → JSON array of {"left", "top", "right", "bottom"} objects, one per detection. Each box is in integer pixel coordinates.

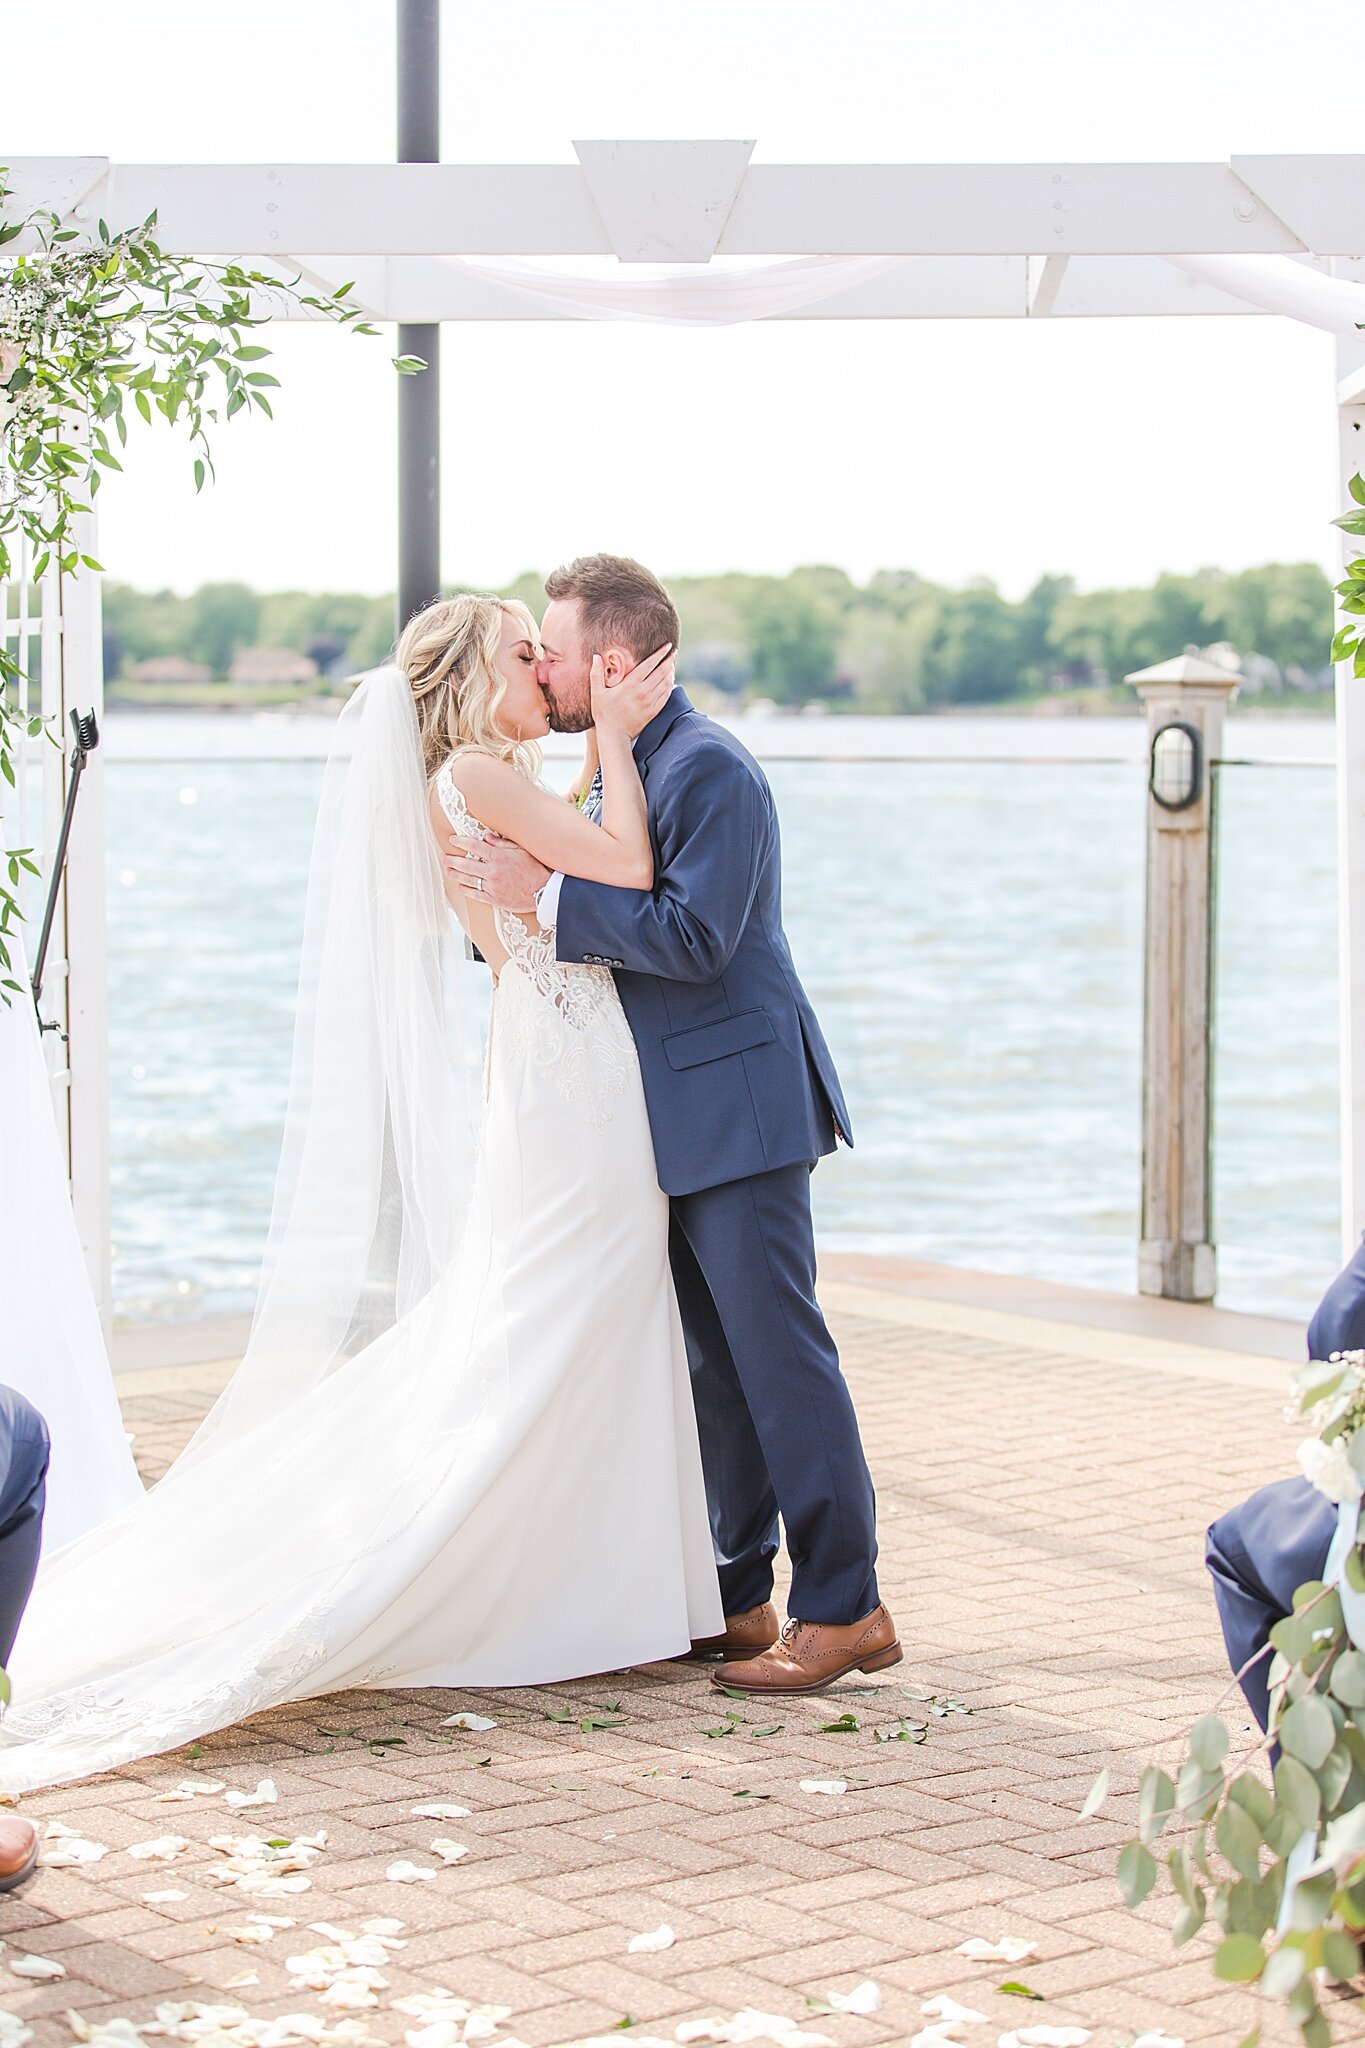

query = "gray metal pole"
[{"left": 397, "top": 0, "right": 440, "bottom": 634}]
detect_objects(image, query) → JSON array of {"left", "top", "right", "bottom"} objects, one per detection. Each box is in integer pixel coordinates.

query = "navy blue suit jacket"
[{"left": 555, "top": 689, "right": 851, "bottom": 1198}]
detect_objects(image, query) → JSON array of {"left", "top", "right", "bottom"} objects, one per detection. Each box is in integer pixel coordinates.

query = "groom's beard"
[{"left": 544, "top": 683, "right": 593, "bottom": 734}]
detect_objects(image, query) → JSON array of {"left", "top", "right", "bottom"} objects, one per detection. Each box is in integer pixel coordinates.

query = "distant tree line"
[{"left": 102, "top": 560, "right": 1333, "bottom": 710}]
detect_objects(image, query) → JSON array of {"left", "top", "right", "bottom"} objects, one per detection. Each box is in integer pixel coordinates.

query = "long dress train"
[{"left": 0, "top": 768, "right": 721, "bottom": 1792}]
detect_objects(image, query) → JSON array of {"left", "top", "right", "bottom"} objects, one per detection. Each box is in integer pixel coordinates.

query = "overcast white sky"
[{"left": 5, "top": 0, "right": 1355, "bottom": 600}]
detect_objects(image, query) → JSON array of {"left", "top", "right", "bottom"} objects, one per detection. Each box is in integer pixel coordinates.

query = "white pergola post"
[
  {"left": 1337, "top": 265, "right": 1365, "bottom": 1257},
  {"left": 1, "top": 501, "right": 109, "bottom": 1335}
]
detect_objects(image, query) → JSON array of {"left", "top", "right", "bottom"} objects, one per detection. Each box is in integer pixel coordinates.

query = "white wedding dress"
[{"left": 0, "top": 726, "right": 721, "bottom": 1793}]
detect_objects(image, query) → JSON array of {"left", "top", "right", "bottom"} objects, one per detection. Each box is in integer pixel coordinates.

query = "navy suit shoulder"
[{"left": 1307, "top": 1233, "right": 1365, "bottom": 1361}]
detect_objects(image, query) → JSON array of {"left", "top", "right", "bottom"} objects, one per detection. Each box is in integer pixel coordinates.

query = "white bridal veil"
[
  {"left": 181, "top": 664, "right": 479, "bottom": 1462},
  {"left": 0, "top": 666, "right": 503, "bottom": 1784}
]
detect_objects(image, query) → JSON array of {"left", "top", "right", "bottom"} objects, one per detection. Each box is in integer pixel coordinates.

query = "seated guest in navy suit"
[
  {"left": 1206, "top": 1235, "right": 1365, "bottom": 1730},
  {"left": 0, "top": 1388, "right": 49, "bottom": 1888}
]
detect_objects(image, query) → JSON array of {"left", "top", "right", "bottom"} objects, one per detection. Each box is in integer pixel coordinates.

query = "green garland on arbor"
[{"left": 0, "top": 169, "right": 420, "bottom": 999}]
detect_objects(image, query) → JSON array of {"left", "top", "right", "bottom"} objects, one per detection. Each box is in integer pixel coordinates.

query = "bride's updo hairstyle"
[{"left": 396, "top": 592, "right": 542, "bottom": 781}]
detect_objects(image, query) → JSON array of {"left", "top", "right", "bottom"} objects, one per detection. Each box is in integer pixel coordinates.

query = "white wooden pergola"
[{"left": 7, "top": 144, "right": 1365, "bottom": 1327}]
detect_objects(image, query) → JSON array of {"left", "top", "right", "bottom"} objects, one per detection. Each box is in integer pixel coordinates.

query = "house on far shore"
[
  {"left": 125, "top": 656, "right": 212, "bottom": 686},
  {"left": 228, "top": 647, "right": 320, "bottom": 688}
]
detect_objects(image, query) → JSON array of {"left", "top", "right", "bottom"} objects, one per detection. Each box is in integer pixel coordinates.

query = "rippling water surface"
[{"left": 97, "top": 707, "right": 1338, "bottom": 1327}]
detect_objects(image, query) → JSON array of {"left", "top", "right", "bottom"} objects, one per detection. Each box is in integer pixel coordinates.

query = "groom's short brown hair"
[{"left": 544, "top": 554, "right": 680, "bottom": 663}]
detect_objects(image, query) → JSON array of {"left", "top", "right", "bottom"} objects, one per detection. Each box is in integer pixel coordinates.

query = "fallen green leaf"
[
  {"left": 874, "top": 1718, "right": 927, "bottom": 1743},
  {"left": 820, "top": 1713, "right": 860, "bottom": 1733},
  {"left": 998, "top": 1982, "right": 1043, "bottom": 2000}
]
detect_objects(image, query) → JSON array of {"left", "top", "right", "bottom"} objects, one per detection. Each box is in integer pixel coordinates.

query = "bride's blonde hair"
[{"left": 395, "top": 593, "right": 542, "bottom": 781}]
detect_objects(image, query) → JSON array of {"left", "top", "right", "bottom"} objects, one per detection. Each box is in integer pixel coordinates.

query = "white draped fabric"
[
  {"left": 443, "top": 253, "right": 913, "bottom": 325},
  {"left": 0, "top": 930, "right": 141, "bottom": 1551},
  {"left": 441, "top": 249, "right": 1365, "bottom": 334}
]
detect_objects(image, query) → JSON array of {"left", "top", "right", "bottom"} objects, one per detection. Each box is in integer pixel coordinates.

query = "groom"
[{"left": 446, "top": 553, "right": 899, "bottom": 1695}]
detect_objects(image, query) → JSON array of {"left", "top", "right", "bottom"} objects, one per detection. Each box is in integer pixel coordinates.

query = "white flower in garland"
[{"left": 1298, "top": 1433, "right": 1363, "bottom": 1505}]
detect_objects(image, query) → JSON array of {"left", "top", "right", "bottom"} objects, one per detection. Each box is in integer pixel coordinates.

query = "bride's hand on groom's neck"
[{"left": 593, "top": 645, "right": 675, "bottom": 741}]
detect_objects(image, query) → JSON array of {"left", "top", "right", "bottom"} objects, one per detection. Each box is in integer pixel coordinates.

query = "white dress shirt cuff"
[{"left": 535, "top": 871, "right": 565, "bottom": 931}]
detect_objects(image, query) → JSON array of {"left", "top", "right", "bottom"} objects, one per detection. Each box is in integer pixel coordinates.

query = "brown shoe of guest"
[
  {"left": 711, "top": 1604, "right": 902, "bottom": 1695},
  {"left": 0, "top": 1817, "right": 39, "bottom": 1892},
  {"left": 684, "top": 1602, "right": 780, "bottom": 1661}
]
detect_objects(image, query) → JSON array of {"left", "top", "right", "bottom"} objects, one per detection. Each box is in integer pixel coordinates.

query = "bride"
[{"left": 0, "top": 593, "right": 723, "bottom": 1792}]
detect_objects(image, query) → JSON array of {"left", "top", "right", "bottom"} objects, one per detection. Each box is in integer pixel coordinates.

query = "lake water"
[{"left": 95, "top": 705, "right": 1339, "bottom": 1328}]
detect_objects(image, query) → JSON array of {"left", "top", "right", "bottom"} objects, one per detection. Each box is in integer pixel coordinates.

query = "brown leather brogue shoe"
[
  {"left": 0, "top": 1817, "right": 38, "bottom": 1893},
  {"left": 685, "top": 1602, "right": 780, "bottom": 1661},
  {"left": 711, "top": 1604, "right": 902, "bottom": 1695}
]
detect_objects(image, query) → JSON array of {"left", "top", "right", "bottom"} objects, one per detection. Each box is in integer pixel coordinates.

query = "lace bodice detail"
[{"left": 433, "top": 755, "right": 634, "bottom": 1126}]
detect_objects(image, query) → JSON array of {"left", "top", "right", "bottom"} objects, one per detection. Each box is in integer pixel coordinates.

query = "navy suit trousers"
[
  {"left": 668, "top": 1163, "right": 879, "bottom": 1625},
  {"left": 1206, "top": 1475, "right": 1336, "bottom": 1732},
  {"left": 0, "top": 1387, "right": 48, "bottom": 1668}
]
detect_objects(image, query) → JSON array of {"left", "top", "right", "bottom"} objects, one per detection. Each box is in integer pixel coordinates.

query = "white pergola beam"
[
  {"left": 1235, "top": 157, "right": 1365, "bottom": 263},
  {"left": 9, "top": 156, "right": 1357, "bottom": 261}
]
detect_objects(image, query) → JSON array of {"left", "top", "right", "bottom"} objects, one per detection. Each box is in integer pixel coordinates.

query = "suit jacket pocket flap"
[{"left": 663, "top": 1009, "right": 776, "bottom": 1072}]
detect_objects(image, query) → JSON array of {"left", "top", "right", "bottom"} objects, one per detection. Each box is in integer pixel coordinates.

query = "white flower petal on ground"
[
  {"left": 125, "top": 1836, "right": 190, "bottom": 1863},
  {"left": 8, "top": 1956, "right": 65, "bottom": 1981},
  {"left": 627, "top": 1923, "right": 676, "bottom": 1953},
  {"left": 410, "top": 1803, "right": 472, "bottom": 1821},
  {"left": 393, "top": 1993, "right": 471, "bottom": 2021},
  {"left": 222, "top": 1972, "right": 259, "bottom": 1990},
  {"left": 141, "top": 1890, "right": 188, "bottom": 1905},
  {"left": 826, "top": 1981, "right": 880, "bottom": 2015},
  {"left": 914, "top": 2030, "right": 974, "bottom": 2048},
  {"left": 385, "top": 1860, "right": 437, "bottom": 1884},
  {"left": 403, "top": 2026, "right": 460, "bottom": 2048},
  {"left": 41, "top": 1833, "right": 109, "bottom": 1866},
  {"left": 0, "top": 2020, "right": 32, "bottom": 2048},
  {"left": 72, "top": 2023, "right": 144, "bottom": 2048},
  {"left": 674, "top": 2014, "right": 834, "bottom": 2046},
  {"left": 356, "top": 1918, "right": 405, "bottom": 1941},
  {"left": 238, "top": 1873, "right": 312, "bottom": 1898},
  {"left": 157, "top": 1780, "right": 226, "bottom": 1803},
  {"left": 955, "top": 1937, "right": 1038, "bottom": 1964},
  {"left": 224, "top": 1779, "right": 278, "bottom": 1810},
  {"left": 998, "top": 2031, "right": 1091, "bottom": 2048},
  {"left": 204, "top": 1833, "right": 323, "bottom": 1899},
  {"left": 318, "top": 1969, "right": 388, "bottom": 2010},
  {"left": 440, "top": 1712, "right": 497, "bottom": 1730},
  {"left": 1131, "top": 2034, "right": 1184, "bottom": 2048},
  {"left": 428, "top": 1838, "right": 468, "bottom": 1866},
  {"left": 921, "top": 1998, "right": 988, "bottom": 2026},
  {"left": 798, "top": 1780, "right": 847, "bottom": 1797}
]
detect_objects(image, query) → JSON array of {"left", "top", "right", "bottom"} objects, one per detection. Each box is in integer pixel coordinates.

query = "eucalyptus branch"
[
  {"left": 0, "top": 167, "right": 421, "bottom": 1000},
  {"left": 1110, "top": 1354, "right": 1365, "bottom": 2048}
]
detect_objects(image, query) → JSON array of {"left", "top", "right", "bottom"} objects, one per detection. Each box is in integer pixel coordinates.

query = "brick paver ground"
[{"left": 0, "top": 1274, "right": 1355, "bottom": 2048}]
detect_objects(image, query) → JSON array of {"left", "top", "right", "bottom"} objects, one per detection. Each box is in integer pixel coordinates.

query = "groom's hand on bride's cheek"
[{"left": 446, "top": 833, "right": 551, "bottom": 912}]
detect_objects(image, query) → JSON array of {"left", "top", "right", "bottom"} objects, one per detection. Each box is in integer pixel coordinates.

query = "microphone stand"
[{"left": 31, "top": 708, "right": 100, "bottom": 1032}]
